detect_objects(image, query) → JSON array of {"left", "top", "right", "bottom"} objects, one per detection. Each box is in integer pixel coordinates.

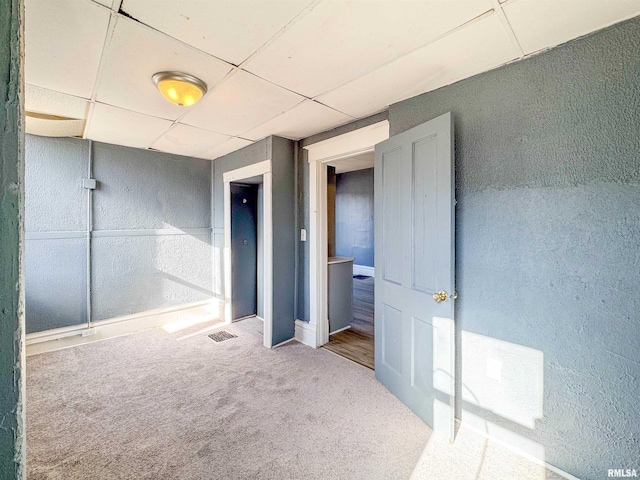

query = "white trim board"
[
  {"left": 294, "top": 319, "right": 317, "bottom": 348},
  {"left": 329, "top": 324, "right": 351, "bottom": 335},
  {"left": 353, "top": 264, "right": 374, "bottom": 277},
  {"left": 25, "top": 228, "right": 213, "bottom": 240},
  {"left": 304, "top": 120, "right": 388, "bottom": 347},
  {"left": 223, "top": 160, "right": 273, "bottom": 348},
  {"left": 305, "top": 121, "right": 389, "bottom": 163},
  {"left": 223, "top": 160, "right": 270, "bottom": 183},
  {"left": 26, "top": 299, "right": 224, "bottom": 356}
]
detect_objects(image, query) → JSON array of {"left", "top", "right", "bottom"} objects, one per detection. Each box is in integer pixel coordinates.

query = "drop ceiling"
[{"left": 24, "top": 0, "right": 640, "bottom": 161}]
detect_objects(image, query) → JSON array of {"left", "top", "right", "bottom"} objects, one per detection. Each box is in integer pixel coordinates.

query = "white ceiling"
[{"left": 24, "top": 0, "right": 640, "bottom": 161}]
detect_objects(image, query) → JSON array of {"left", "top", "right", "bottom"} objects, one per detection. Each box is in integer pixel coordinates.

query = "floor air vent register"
[{"left": 208, "top": 331, "right": 237, "bottom": 343}]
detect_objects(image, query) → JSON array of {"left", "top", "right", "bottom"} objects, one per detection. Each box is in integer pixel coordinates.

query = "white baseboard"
[
  {"left": 295, "top": 319, "right": 317, "bottom": 348},
  {"left": 329, "top": 325, "right": 351, "bottom": 335},
  {"left": 26, "top": 298, "right": 225, "bottom": 356},
  {"left": 456, "top": 419, "right": 580, "bottom": 480},
  {"left": 353, "top": 264, "right": 374, "bottom": 277}
]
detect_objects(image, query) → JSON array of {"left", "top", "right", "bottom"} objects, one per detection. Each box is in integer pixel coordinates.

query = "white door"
[{"left": 374, "top": 112, "right": 456, "bottom": 440}]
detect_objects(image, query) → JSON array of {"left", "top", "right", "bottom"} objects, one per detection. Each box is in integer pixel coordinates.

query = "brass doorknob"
[{"left": 433, "top": 290, "right": 448, "bottom": 303}]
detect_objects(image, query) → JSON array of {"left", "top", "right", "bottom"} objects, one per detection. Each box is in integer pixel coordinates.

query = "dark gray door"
[
  {"left": 374, "top": 112, "right": 456, "bottom": 441},
  {"left": 231, "top": 183, "right": 258, "bottom": 320}
]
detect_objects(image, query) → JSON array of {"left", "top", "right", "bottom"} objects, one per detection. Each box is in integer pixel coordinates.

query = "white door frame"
[
  {"left": 223, "top": 160, "right": 273, "bottom": 348},
  {"left": 305, "top": 121, "right": 389, "bottom": 347}
]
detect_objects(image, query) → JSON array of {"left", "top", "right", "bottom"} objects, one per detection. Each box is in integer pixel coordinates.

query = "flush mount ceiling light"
[{"left": 152, "top": 71, "right": 207, "bottom": 107}]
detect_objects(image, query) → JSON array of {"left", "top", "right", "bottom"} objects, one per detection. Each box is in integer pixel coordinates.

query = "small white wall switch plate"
[
  {"left": 300, "top": 229, "right": 307, "bottom": 242},
  {"left": 82, "top": 178, "right": 97, "bottom": 190}
]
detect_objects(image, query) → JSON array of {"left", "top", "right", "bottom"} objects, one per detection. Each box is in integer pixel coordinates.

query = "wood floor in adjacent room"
[{"left": 324, "top": 275, "right": 375, "bottom": 370}]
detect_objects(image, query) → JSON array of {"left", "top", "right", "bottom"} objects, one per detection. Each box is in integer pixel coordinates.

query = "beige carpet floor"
[{"left": 27, "top": 318, "right": 568, "bottom": 480}]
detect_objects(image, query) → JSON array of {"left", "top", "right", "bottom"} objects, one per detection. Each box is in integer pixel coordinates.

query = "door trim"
[
  {"left": 223, "top": 160, "right": 273, "bottom": 348},
  {"left": 305, "top": 122, "right": 388, "bottom": 347}
]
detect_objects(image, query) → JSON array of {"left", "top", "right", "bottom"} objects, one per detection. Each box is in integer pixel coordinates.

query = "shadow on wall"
[
  {"left": 91, "top": 233, "right": 213, "bottom": 321},
  {"left": 456, "top": 332, "right": 551, "bottom": 476},
  {"left": 412, "top": 325, "right": 550, "bottom": 479},
  {"left": 156, "top": 270, "right": 214, "bottom": 297},
  {"left": 460, "top": 331, "right": 543, "bottom": 433}
]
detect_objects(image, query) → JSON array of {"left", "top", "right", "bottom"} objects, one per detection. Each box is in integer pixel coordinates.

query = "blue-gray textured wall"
[
  {"left": 24, "top": 136, "right": 213, "bottom": 331},
  {"left": 25, "top": 136, "right": 88, "bottom": 332},
  {"left": 91, "top": 142, "right": 212, "bottom": 321},
  {"left": 270, "top": 136, "right": 296, "bottom": 344},
  {"left": 387, "top": 17, "right": 640, "bottom": 480},
  {"left": 0, "top": 0, "right": 25, "bottom": 476},
  {"left": 335, "top": 168, "right": 374, "bottom": 267}
]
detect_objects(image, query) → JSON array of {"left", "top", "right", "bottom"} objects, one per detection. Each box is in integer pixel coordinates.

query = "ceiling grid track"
[
  {"left": 309, "top": 100, "right": 357, "bottom": 121},
  {"left": 488, "top": 0, "right": 525, "bottom": 58},
  {"left": 83, "top": 9, "right": 120, "bottom": 139},
  {"left": 238, "top": 0, "right": 324, "bottom": 70},
  {"left": 232, "top": 98, "right": 357, "bottom": 144},
  {"left": 114, "top": 9, "right": 239, "bottom": 69}
]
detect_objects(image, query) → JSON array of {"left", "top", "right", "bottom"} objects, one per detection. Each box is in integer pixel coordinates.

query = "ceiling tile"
[
  {"left": 151, "top": 124, "right": 230, "bottom": 158},
  {"left": 243, "top": 100, "right": 354, "bottom": 141},
  {"left": 25, "top": 115, "right": 86, "bottom": 138},
  {"left": 120, "top": 0, "right": 314, "bottom": 65},
  {"left": 95, "top": 16, "right": 233, "bottom": 121},
  {"left": 243, "top": 0, "right": 492, "bottom": 98},
  {"left": 317, "top": 13, "right": 520, "bottom": 118},
  {"left": 25, "top": 84, "right": 90, "bottom": 120},
  {"left": 202, "top": 138, "right": 254, "bottom": 161},
  {"left": 180, "top": 70, "right": 304, "bottom": 136},
  {"left": 86, "top": 103, "right": 172, "bottom": 149},
  {"left": 503, "top": 0, "right": 640, "bottom": 54},
  {"left": 25, "top": 0, "right": 111, "bottom": 98}
]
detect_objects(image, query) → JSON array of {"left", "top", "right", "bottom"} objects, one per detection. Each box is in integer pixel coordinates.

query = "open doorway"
[
  {"left": 230, "top": 181, "right": 263, "bottom": 321},
  {"left": 223, "top": 161, "right": 273, "bottom": 348},
  {"left": 304, "top": 120, "right": 389, "bottom": 360},
  {"left": 323, "top": 156, "right": 375, "bottom": 369}
]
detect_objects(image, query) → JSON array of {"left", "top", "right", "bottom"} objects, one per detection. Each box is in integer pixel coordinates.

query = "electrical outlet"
[{"left": 300, "top": 229, "right": 307, "bottom": 242}]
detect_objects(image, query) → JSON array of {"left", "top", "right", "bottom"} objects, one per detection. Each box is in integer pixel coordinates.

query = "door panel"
[
  {"left": 411, "top": 315, "right": 434, "bottom": 393},
  {"left": 374, "top": 112, "right": 455, "bottom": 440},
  {"left": 381, "top": 148, "right": 403, "bottom": 285},
  {"left": 381, "top": 303, "right": 403, "bottom": 376},
  {"left": 231, "top": 183, "right": 258, "bottom": 320},
  {"left": 411, "top": 135, "right": 438, "bottom": 293}
]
